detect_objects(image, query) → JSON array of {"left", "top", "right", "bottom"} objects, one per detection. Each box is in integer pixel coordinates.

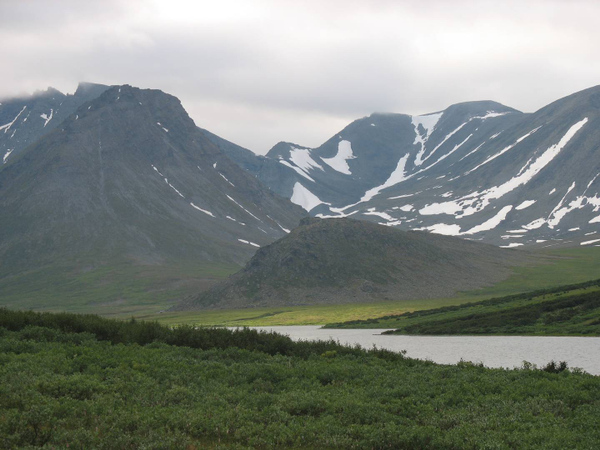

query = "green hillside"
[{"left": 326, "top": 278, "right": 600, "bottom": 335}]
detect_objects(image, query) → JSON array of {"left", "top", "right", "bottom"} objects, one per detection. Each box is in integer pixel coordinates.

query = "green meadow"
[{"left": 0, "top": 260, "right": 239, "bottom": 317}]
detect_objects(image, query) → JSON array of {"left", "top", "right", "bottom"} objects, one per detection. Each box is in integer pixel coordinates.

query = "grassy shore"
[{"left": 326, "top": 278, "right": 600, "bottom": 335}]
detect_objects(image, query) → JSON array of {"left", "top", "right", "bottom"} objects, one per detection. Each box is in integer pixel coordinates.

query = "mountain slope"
[
  {"left": 178, "top": 217, "right": 529, "bottom": 310},
  {"left": 0, "top": 82, "right": 109, "bottom": 167},
  {"left": 220, "top": 86, "right": 600, "bottom": 247},
  {"left": 0, "top": 85, "right": 305, "bottom": 311},
  {"left": 199, "top": 128, "right": 300, "bottom": 199}
]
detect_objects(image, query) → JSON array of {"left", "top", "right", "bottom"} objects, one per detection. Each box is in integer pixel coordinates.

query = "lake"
[{"left": 250, "top": 326, "right": 600, "bottom": 375}]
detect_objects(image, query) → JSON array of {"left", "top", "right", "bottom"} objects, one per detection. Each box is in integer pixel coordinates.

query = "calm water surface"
[{"left": 250, "top": 326, "right": 600, "bottom": 375}]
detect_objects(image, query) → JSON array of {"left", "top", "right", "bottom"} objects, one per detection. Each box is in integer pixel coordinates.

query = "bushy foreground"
[{"left": 1, "top": 309, "right": 599, "bottom": 449}]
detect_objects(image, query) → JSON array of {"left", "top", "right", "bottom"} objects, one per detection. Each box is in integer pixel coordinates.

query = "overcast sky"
[{"left": 2, "top": 0, "right": 600, "bottom": 154}]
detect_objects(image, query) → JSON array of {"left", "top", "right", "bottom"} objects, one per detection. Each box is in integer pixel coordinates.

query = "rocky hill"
[{"left": 178, "top": 217, "right": 529, "bottom": 310}]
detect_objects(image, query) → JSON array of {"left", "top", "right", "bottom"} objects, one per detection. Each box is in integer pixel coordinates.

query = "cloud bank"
[{"left": 2, "top": 0, "right": 600, "bottom": 153}]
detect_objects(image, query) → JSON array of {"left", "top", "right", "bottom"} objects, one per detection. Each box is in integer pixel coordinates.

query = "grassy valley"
[{"left": 0, "top": 260, "right": 239, "bottom": 317}]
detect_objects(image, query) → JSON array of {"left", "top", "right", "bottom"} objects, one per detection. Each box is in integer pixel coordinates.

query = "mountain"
[
  {"left": 219, "top": 86, "right": 600, "bottom": 248},
  {"left": 0, "top": 82, "right": 109, "bottom": 167},
  {"left": 0, "top": 84, "right": 304, "bottom": 312},
  {"left": 177, "top": 217, "right": 528, "bottom": 310},
  {"left": 199, "top": 128, "right": 300, "bottom": 199}
]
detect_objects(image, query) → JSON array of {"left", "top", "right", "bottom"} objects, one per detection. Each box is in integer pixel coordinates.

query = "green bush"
[{"left": 1, "top": 308, "right": 599, "bottom": 448}]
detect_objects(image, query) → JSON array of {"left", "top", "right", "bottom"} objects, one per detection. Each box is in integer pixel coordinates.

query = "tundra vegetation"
[
  {"left": 1, "top": 308, "right": 599, "bottom": 448},
  {"left": 327, "top": 278, "right": 600, "bottom": 335}
]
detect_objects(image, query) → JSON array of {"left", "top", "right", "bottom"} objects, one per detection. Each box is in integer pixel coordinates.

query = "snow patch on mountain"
[
  {"left": 458, "top": 142, "right": 485, "bottom": 163},
  {"left": 500, "top": 243, "right": 524, "bottom": 248},
  {"left": 412, "top": 112, "right": 443, "bottom": 166},
  {"left": 516, "top": 200, "right": 536, "bottom": 210},
  {"left": 321, "top": 140, "right": 356, "bottom": 175},
  {"left": 0, "top": 106, "right": 27, "bottom": 133},
  {"left": 426, "top": 134, "right": 473, "bottom": 170},
  {"left": 3, "top": 148, "right": 14, "bottom": 164},
  {"left": 290, "top": 147, "right": 323, "bottom": 172},
  {"left": 152, "top": 164, "right": 185, "bottom": 198},
  {"left": 463, "top": 205, "right": 513, "bottom": 234},
  {"left": 419, "top": 201, "right": 462, "bottom": 216},
  {"left": 41, "top": 109, "right": 54, "bottom": 127},
  {"left": 190, "top": 202, "right": 215, "bottom": 217},
  {"left": 422, "top": 121, "right": 469, "bottom": 165},
  {"left": 581, "top": 238, "right": 600, "bottom": 246},
  {"left": 165, "top": 179, "right": 185, "bottom": 198},
  {"left": 279, "top": 160, "right": 316, "bottom": 182},
  {"left": 266, "top": 214, "right": 291, "bottom": 233},
  {"left": 464, "top": 126, "right": 541, "bottom": 176},
  {"left": 477, "top": 111, "right": 511, "bottom": 119},
  {"left": 417, "top": 223, "right": 462, "bottom": 236},
  {"left": 589, "top": 215, "right": 600, "bottom": 224},
  {"left": 547, "top": 192, "right": 600, "bottom": 229},
  {"left": 226, "top": 216, "right": 246, "bottom": 225},
  {"left": 290, "top": 182, "right": 326, "bottom": 212},
  {"left": 238, "top": 239, "right": 260, "bottom": 248},
  {"left": 219, "top": 173, "right": 235, "bottom": 187},
  {"left": 418, "top": 118, "right": 589, "bottom": 219},
  {"left": 360, "top": 153, "right": 410, "bottom": 203},
  {"left": 151, "top": 165, "right": 164, "bottom": 177},
  {"left": 363, "top": 209, "right": 395, "bottom": 221},
  {"left": 226, "top": 195, "right": 262, "bottom": 221}
]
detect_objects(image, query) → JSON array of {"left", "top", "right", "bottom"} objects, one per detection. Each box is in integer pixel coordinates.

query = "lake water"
[{"left": 250, "top": 326, "right": 600, "bottom": 375}]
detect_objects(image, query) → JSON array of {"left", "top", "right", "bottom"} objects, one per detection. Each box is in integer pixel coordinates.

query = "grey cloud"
[{"left": 1, "top": 0, "right": 600, "bottom": 152}]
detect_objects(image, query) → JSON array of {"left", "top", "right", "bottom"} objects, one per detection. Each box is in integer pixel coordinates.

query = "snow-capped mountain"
[{"left": 215, "top": 86, "right": 600, "bottom": 248}]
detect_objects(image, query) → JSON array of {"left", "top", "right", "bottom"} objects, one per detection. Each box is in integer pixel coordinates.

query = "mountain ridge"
[
  {"left": 0, "top": 82, "right": 110, "bottom": 169},
  {"left": 216, "top": 85, "right": 600, "bottom": 248}
]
